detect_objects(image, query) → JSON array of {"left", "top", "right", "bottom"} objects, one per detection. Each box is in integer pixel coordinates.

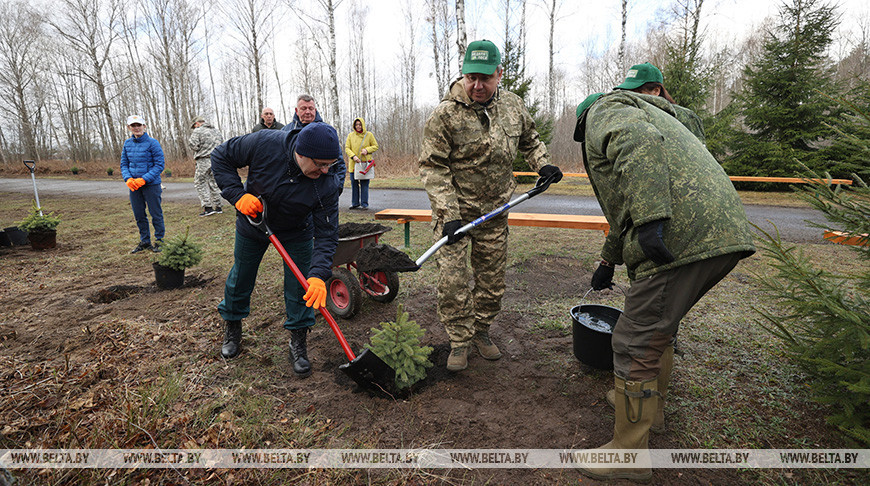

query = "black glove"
[
  {"left": 442, "top": 219, "right": 466, "bottom": 245},
  {"left": 591, "top": 262, "right": 615, "bottom": 290},
  {"left": 637, "top": 220, "right": 675, "bottom": 265},
  {"left": 538, "top": 164, "right": 563, "bottom": 184}
]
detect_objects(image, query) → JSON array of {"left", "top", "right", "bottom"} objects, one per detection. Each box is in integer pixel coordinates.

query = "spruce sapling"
[{"left": 366, "top": 305, "right": 433, "bottom": 390}]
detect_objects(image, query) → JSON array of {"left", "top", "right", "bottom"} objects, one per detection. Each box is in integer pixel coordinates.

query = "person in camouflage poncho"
[
  {"left": 189, "top": 117, "right": 224, "bottom": 216},
  {"left": 419, "top": 40, "right": 563, "bottom": 372},
  {"left": 574, "top": 90, "right": 755, "bottom": 482}
]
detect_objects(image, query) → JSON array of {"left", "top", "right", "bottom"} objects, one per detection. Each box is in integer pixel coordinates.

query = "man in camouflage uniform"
[
  {"left": 419, "top": 39, "right": 563, "bottom": 372},
  {"left": 572, "top": 90, "right": 755, "bottom": 482},
  {"left": 189, "top": 117, "right": 224, "bottom": 216}
]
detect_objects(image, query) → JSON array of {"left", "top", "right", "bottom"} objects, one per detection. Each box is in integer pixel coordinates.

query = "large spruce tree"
[{"left": 724, "top": 0, "right": 842, "bottom": 182}]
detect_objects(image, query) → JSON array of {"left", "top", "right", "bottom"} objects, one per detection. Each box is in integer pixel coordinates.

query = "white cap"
[{"left": 126, "top": 115, "right": 146, "bottom": 125}]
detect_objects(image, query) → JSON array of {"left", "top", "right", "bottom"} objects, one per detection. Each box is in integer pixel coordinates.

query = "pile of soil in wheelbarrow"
[
  {"left": 337, "top": 222, "right": 391, "bottom": 239},
  {"left": 355, "top": 243, "right": 419, "bottom": 273}
]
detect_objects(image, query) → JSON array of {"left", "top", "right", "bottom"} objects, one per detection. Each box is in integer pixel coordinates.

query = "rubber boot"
[
  {"left": 606, "top": 345, "right": 674, "bottom": 433},
  {"left": 289, "top": 328, "right": 312, "bottom": 377},
  {"left": 221, "top": 320, "right": 242, "bottom": 359},
  {"left": 579, "top": 376, "right": 658, "bottom": 483}
]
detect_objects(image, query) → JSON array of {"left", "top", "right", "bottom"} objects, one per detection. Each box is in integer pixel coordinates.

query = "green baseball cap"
[
  {"left": 573, "top": 93, "right": 604, "bottom": 142},
  {"left": 615, "top": 62, "right": 663, "bottom": 90},
  {"left": 462, "top": 40, "right": 501, "bottom": 75}
]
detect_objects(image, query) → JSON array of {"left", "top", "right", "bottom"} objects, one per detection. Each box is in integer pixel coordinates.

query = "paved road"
[{"left": 0, "top": 177, "right": 829, "bottom": 243}]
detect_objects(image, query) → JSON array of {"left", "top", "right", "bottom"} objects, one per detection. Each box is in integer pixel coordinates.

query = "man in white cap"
[{"left": 120, "top": 115, "right": 166, "bottom": 253}]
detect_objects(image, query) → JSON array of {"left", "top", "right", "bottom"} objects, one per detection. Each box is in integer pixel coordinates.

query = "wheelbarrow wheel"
[
  {"left": 363, "top": 270, "right": 400, "bottom": 303},
  {"left": 326, "top": 268, "right": 362, "bottom": 319}
]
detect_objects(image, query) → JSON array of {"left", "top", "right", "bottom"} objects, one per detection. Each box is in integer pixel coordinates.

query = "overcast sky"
[{"left": 279, "top": 0, "right": 869, "bottom": 110}]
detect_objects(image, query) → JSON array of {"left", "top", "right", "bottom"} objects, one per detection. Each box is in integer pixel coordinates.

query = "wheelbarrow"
[
  {"left": 326, "top": 223, "right": 400, "bottom": 319},
  {"left": 245, "top": 199, "right": 396, "bottom": 393}
]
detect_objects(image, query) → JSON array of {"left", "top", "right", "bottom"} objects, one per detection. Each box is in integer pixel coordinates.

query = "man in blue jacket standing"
[
  {"left": 120, "top": 115, "right": 165, "bottom": 253},
  {"left": 211, "top": 123, "right": 344, "bottom": 378}
]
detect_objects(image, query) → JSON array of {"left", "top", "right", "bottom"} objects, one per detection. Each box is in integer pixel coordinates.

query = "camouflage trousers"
[
  {"left": 612, "top": 252, "right": 743, "bottom": 380},
  {"left": 194, "top": 157, "right": 222, "bottom": 208},
  {"left": 434, "top": 216, "right": 509, "bottom": 347}
]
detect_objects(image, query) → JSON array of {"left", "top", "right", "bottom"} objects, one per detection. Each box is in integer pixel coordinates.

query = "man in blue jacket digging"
[{"left": 211, "top": 122, "right": 345, "bottom": 377}]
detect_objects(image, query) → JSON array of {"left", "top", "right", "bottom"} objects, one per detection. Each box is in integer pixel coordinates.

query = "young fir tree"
[
  {"left": 753, "top": 98, "right": 869, "bottom": 446},
  {"left": 724, "top": 0, "right": 842, "bottom": 185},
  {"left": 366, "top": 305, "right": 433, "bottom": 390}
]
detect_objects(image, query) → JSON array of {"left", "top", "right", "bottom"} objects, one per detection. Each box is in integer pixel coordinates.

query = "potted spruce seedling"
[
  {"left": 17, "top": 201, "right": 60, "bottom": 250},
  {"left": 365, "top": 305, "right": 433, "bottom": 394},
  {"left": 152, "top": 227, "right": 203, "bottom": 289}
]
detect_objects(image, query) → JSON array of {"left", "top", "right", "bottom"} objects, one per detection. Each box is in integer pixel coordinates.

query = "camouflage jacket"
[
  {"left": 582, "top": 91, "right": 755, "bottom": 279},
  {"left": 672, "top": 104, "right": 706, "bottom": 145},
  {"left": 189, "top": 121, "right": 223, "bottom": 160},
  {"left": 419, "top": 78, "right": 551, "bottom": 222}
]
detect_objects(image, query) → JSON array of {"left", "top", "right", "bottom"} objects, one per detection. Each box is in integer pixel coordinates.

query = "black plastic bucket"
[{"left": 571, "top": 304, "right": 622, "bottom": 370}]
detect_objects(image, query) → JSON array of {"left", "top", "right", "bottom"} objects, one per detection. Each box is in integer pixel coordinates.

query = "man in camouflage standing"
[
  {"left": 419, "top": 39, "right": 563, "bottom": 372},
  {"left": 573, "top": 90, "right": 755, "bottom": 482},
  {"left": 189, "top": 116, "right": 224, "bottom": 216}
]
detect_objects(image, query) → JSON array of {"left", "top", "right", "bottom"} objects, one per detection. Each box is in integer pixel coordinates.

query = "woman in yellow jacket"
[{"left": 344, "top": 117, "right": 378, "bottom": 209}]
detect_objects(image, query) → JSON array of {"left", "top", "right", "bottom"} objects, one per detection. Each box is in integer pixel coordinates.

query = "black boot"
[
  {"left": 289, "top": 328, "right": 312, "bottom": 377},
  {"left": 221, "top": 320, "right": 242, "bottom": 358}
]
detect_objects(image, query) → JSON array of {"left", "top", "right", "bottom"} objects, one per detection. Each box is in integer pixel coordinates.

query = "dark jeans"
[
  {"left": 218, "top": 232, "right": 315, "bottom": 331},
  {"left": 350, "top": 172, "right": 370, "bottom": 208},
  {"left": 129, "top": 183, "right": 164, "bottom": 243},
  {"left": 611, "top": 252, "right": 744, "bottom": 380}
]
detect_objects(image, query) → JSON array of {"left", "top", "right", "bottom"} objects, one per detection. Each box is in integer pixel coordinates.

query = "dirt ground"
[{"left": 0, "top": 194, "right": 859, "bottom": 485}]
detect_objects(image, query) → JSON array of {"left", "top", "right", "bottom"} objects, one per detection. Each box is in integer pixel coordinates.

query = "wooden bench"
[
  {"left": 374, "top": 209, "right": 610, "bottom": 248},
  {"left": 824, "top": 230, "right": 869, "bottom": 247}
]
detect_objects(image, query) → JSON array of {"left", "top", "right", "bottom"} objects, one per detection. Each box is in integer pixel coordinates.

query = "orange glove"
[
  {"left": 234, "top": 194, "right": 263, "bottom": 217},
  {"left": 133, "top": 178, "right": 146, "bottom": 189},
  {"left": 303, "top": 277, "right": 326, "bottom": 309},
  {"left": 125, "top": 178, "right": 138, "bottom": 191}
]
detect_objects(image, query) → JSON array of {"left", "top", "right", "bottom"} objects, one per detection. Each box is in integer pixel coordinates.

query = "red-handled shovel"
[{"left": 245, "top": 198, "right": 396, "bottom": 393}]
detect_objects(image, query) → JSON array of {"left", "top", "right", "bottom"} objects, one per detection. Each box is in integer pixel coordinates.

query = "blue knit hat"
[{"left": 295, "top": 122, "right": 340, "bottom": 160}]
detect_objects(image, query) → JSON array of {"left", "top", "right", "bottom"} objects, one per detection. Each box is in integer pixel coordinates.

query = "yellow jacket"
[{"left": 344, "top": 117, "right": 378, "bottom": 172}]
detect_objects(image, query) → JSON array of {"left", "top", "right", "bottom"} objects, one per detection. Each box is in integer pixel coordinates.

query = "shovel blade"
[{"left": 339, "top": 349, "right": 397, "bottom": 394}]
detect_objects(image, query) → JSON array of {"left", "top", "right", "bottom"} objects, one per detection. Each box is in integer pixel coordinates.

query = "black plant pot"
[
  {"left": 28, "top": 229, "right": 57, "bottom": 250},
  {"left": 3, "top": 227, "right": 29, "bottom": 246},
  {"left": 153, "top": 262, "right": 185, "bottom": 289}
]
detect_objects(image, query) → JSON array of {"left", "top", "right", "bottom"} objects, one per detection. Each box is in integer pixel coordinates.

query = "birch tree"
[
  {"left": 0, "top": 1, "right": 46, "bottom": 161},
  {"left": 222, "top": 0, "right": 280, "bottom": 115},
  {"left": 295, "top": 0, "right": 343, "bottom": 125},
  {"left": 426, "top": 0, "right": 454, "bottom": 99},
  {"left": 49, "top": 0, "right": 124, "bottom": 158},
  {"left": 456, "top": 0, "right": 467, "bottom": 72}
]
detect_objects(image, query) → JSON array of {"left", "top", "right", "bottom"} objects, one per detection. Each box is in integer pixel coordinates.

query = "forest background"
[{"left": 0, "top": 0, "right": 868, "bottom": 181}]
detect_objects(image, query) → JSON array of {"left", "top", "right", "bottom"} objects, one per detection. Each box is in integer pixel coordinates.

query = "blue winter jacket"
[
  {"left": 120, "top": 132, "right": 165, "bottom": 185},
  {"left": 211, "top": 128, "right": 345, "bottom": 281},
  {"left": 281, "top": 110, "right": 324, "bottom": 132}
]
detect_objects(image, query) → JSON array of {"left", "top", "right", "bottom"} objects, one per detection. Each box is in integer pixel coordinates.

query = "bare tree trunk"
[
  {"left": 619, "top": 0, "right": 628, "bottom": 73},
  {"left": 203, "top": 7, "right": 222, "bottom": 129},
  {"left": 324, "top": 0, "right": 341, "bottom": 124},
  {"left": 455, "top": 0, "right": 467, "bottom": 72}
]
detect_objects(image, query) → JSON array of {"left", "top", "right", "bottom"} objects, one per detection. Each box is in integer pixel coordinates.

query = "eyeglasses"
[{"left": 312, "top": 158, "right": 341, "bottom": 170}]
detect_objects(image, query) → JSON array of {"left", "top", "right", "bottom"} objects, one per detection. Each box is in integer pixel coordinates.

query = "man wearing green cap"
[
  {"left": 419, "top": 39, "right": 563, "bottom": 372},
  {"left": 615, "top": 62, "right": 705, "bottom": 144},
  {"left": 572, "top": 88, "right": 755, "bottom": 481}
]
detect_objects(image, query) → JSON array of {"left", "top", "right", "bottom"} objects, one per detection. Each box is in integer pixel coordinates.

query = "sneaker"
[
  {"left": 446, "top": 346, "right": 469, "bottom": 371},
  {"left": 349, "top": 205, "right": 360, "bottom": 210},
  {"left": 473, "top": 330, "right": 502, "bottom": 360},
  {"left": 360, "top": 206, "right": 369, "bottom": 211},
  {"left": 214, "top": 206, "right": 223, "bottom": 214},
  {"left": 199, "top": 206, "right": 215, "bottom": 217},
  {"left": 151, "top": 239, "right": 163, "bottom": 252},
  {"left": 131, "top": 242, "right": 152, "bottom": 254}
]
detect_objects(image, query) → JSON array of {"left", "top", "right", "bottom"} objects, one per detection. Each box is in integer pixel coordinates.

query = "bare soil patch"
[{"left": 0, "top": 194, "right": 859, "bottom": 485}]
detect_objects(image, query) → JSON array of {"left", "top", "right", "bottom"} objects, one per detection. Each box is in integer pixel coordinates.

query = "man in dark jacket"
[
  {"left": 211, "top": 123, "right": 344, "bottom": 377},
  {"left": 282, "top": 94, "right": 322, "bottom": 132},
  {"left": 251, "top": 107, "right": 284, "bottom": 132},
  {"left": 573, "top": 91, "right": 755, "bottom": 482}
]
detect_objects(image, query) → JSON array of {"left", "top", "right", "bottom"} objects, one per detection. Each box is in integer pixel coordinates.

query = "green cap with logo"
[
  {"left": 462, "top": 40, "right": 501, "bottom": 75},
  {"left": 615, "top": 62, "right": 663, "bottom": 90}
]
